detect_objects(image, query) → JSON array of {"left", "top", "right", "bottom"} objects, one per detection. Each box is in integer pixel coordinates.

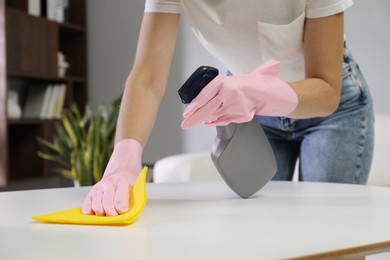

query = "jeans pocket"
[{"left": 338, "top": 62, "right": 370, "bottom": 111}]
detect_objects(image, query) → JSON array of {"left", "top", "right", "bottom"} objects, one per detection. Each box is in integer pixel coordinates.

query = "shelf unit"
[{"left": 0, "top": 0, "right": 87, "bottom": 186}]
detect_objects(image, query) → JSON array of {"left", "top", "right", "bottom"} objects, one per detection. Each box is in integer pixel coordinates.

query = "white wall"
[
  {"left": 88, "top": 0, "right": 390, "bottom": 162},
  {"left": 344, "top": 0, "right": 390, "bottom": 114}
]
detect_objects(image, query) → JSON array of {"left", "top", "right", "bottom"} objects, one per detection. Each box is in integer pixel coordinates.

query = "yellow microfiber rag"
[{"left": 32, "top": 167, "right": 148, "bottom": 225}]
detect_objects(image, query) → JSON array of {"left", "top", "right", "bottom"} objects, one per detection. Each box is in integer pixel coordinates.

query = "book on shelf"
[
  {"left": 40, "top": 85, "right": 54, "bottom": 119},
  {"left": 28, "top": 0, "right": 41, "bottom": 17},
  {"left": 46, "top": 0, "right": 69, "bottom": 23},
  {"left": 23, "top": 84, "right": 66, "bottom": 119},
  {"left": 52, "top": 84, "right": 67, "bottom": 118},
  {"left": 23, "top": 84, "right": 47, "bottom": 118}
]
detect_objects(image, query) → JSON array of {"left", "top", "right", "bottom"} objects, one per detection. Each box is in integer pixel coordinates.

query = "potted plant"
[{"left": 37, "top": 97, "right": 121, "bottom": 186}]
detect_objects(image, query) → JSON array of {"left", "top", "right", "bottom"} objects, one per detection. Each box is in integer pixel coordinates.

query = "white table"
[{"left": 1, "top": 181, "right": 390, "bottom": 260}]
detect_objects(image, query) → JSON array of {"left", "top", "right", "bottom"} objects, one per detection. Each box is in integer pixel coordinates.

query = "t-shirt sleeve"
[
  {"left": 144, "top": 0, "right": 182, "bottom": 13},
  {"left": 306, "top": 0, "right": 353, "bottom": 18}
]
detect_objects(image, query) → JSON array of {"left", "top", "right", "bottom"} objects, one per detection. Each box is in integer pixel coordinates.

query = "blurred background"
[
  {"left": 87, "top": 0, "right": 390, "bottom": 163},
  {"left": 1, "top": 0, "right": 389, "bottom": 190}
]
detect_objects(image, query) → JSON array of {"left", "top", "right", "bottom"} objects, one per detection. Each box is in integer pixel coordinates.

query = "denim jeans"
[{"left": 255, "top": 44, "right": 374, "bottom": 184}]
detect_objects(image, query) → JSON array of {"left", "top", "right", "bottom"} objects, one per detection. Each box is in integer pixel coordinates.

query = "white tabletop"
[{"left": 1, "top": 181, "right": 390, "bottom": 260}]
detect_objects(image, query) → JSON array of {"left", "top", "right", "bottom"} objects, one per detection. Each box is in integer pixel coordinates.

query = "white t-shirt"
[{"left": 145, "top": 0, "right": 353, "bottom": 81}]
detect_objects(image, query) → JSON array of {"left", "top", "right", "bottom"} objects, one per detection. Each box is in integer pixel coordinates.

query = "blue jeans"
[{"left": 255, "top": 44, "right": 374, "bottom": 184}]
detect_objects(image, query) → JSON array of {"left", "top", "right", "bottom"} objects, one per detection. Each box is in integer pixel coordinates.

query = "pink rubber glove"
[
  {"left": 181, "top": 60, "right": 298, "bottom": 129},
  {"left": 82, "top": 139, "right": 142, "bottom": 216}
]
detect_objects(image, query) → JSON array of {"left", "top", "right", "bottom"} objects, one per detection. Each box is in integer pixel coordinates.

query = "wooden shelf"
[
  {"left": 8, "top": 118, "right": 59, "bottom": 126},
  {"left": 66, "top": 76, "right": 87, "bottom": 83},
  {"left": 7, "top": 71, "right": 86, "bottom": 82},
  {"left": 0, "top": 0, "right": 87, "bottom": 186},
  {"left": 7, "top": 7, "right": 86, "bottom": 31},
  {"left": 59, "top": 22, "right": 86, "bottom": 32}
]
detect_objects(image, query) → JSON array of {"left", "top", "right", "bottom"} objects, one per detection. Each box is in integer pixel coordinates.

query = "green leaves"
[{"left": 37, "top": 96, "right": 121, "bottom": 186}]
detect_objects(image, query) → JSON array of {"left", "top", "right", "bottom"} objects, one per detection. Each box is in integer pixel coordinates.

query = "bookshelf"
[{"left": 0, "top": 0, "right": 88, "bottom": 187}]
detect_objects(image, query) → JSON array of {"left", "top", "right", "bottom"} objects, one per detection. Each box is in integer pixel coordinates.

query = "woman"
[{"left": 82, "top": 0, "right": 374, "bottom": 216}]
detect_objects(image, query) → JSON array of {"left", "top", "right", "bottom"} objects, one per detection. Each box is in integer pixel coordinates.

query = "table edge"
[{"left": 288, "top": 240, "right": 390, "bottom": 260}]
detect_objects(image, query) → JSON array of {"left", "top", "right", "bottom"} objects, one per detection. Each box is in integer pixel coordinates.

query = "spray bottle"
[{"left": 179, "top": 66, "right": 277, "bottom": 198}]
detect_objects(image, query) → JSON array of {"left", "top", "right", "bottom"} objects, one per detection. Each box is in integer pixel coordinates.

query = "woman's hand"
[
  {"left": 82, "top": 139, "right": 142, "bottom": 216},
  {"left": 181, "top": 60, "right": 298, "bottom": 129}
]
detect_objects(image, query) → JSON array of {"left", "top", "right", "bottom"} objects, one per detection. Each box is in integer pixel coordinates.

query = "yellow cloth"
[{"left": 32, "top": 167, "right": 148, "bottom": 225}]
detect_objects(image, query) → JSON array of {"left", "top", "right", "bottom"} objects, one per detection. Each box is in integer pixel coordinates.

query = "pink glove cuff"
[
  {"left": 251, "top": 60, "right": 298, "bottom": 116},
  {"left": 103, "top": 139, "right": 143, "bottom": 185}
]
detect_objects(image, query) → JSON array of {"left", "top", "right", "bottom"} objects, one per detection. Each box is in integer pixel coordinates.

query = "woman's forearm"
[
  {"left": 288, "top": 77, "right": 341, "bottom": 119},
  {"left": 288, "top": 13, "right": 344, "bottom": 119},
  {"left": 115, "top": 72, "right": 166, "bottom": 148},
  {"left": 114, "top": 13, "right": 180, "bottom": 148}
]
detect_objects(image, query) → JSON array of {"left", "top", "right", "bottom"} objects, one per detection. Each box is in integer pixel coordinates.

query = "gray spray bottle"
[{"left": 179, "top": 66, "right": 277, "bottom": 198}]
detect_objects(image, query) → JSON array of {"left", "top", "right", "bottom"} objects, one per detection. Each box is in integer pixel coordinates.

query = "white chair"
[
  {"left": 153, "top": 152, "right": 221, "bottom": 183},
  {"left": 367, "top": 114, "right": 390, "bottom": 186}
]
